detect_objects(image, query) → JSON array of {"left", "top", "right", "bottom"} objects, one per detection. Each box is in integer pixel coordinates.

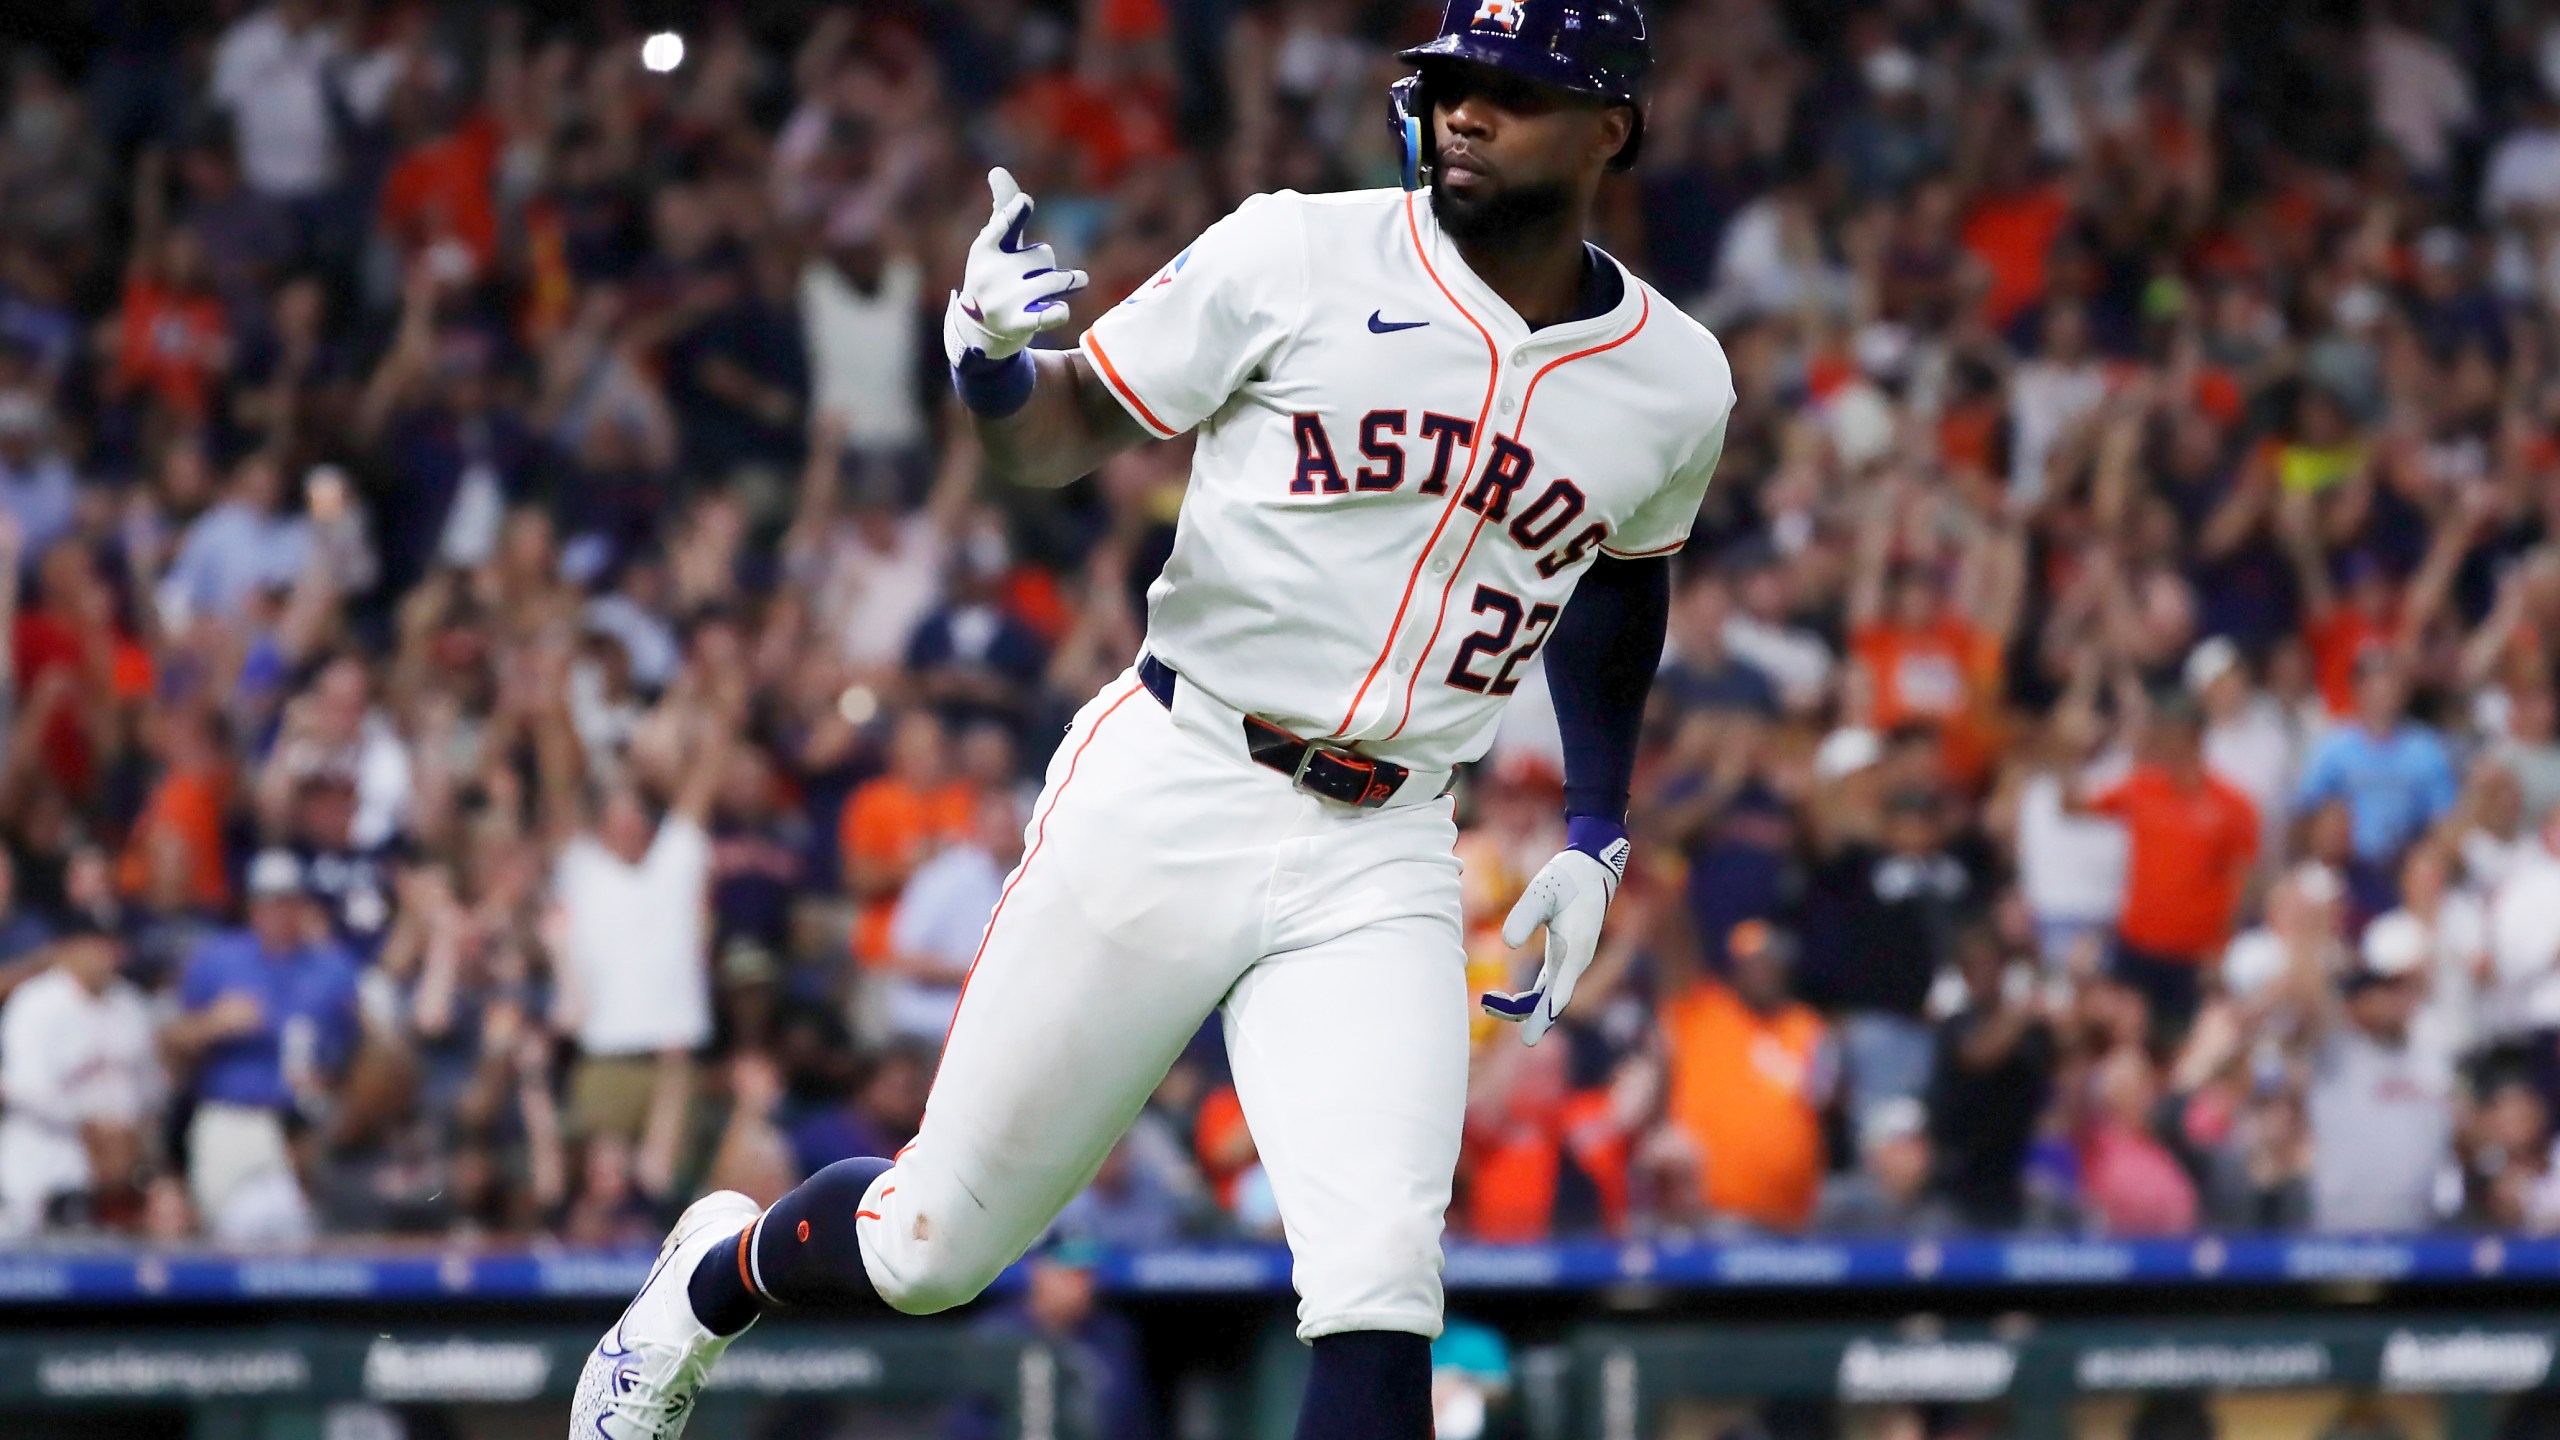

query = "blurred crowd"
[{"left": 11, "top": 0, "right": 2560, "bottom": 1251}]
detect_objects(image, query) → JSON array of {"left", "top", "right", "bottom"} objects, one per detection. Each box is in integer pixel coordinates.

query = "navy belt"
[{"left": 1138, "top": 656, "right": 1412, "bottom": 809}]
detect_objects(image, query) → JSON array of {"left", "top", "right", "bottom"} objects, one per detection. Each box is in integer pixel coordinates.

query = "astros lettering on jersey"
[{"left": 1080, "top": 186, "right": 1734, "bottom": 769}]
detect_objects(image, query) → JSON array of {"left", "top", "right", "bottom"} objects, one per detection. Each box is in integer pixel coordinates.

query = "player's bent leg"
[
  {"left": 571, "top": 672, "right": 1281, "bottom": 1437},
  {"left": 686, "top": 1156, "right": 896, "bottom": 1335},
  {"left": 1226, "top": 902, "right": 1469, "bottom": 1437},
  {"left": 849, "top": 677, "right": 1280, "bottom": 1313}
]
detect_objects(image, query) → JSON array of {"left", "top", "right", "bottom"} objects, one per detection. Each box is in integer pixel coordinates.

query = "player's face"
[{"left": 1427, "top": 61, "right": 1630, "bottom": 243}]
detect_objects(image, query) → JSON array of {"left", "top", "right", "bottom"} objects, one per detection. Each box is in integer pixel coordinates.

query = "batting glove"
[
  {"left": 1481, "top": 819, "right": 1631, "bottom": 1046},
  {"left": 943, "top": 167, "right": 1089, "bottom": 367}
]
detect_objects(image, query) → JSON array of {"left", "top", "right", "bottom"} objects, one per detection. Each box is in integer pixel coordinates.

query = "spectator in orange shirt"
[
  {"left": 111, "top": 227, "right": 229, "bottom": 422},
  {"left": 118, "top": 703, "right": 234, "bottom": 912},
  {"left": 1959, "top": 120, "right": 2070, "bottom": 329},
  {"left": 2073, "top": 693, "right": 2259, "bottom": 1044},
  {"left": 1846, "top": 481, "right": 2023, "bottom": 791},
  {"left": 379, "top": 102, "right": 503, "bottom": 280},
  {"left": 1458, "top": 1037, "right": 1630, "bottom": 1242},
  {"left": 838, "top": 708, "right": 974, "bottom": 964},
  {"left": 1657, "top": 919, "right": 1835, "bottom": 1233}
]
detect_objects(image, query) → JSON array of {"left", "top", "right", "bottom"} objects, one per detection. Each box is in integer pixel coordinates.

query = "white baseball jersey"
[
  {"left": 833, "top": 188, "right": 1733, "bottom": 1348},
  {"left": 1080, "top": 186, "right": 1734, "bottom": 769}
]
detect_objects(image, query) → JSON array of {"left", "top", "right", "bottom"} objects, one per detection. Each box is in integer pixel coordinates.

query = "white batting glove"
[
  {"left": 1481, "top": 826, "right": 1631, "bottom": 1046},
  {"left": 943, "top": 167, "right": 1089, "bottom": 367}
]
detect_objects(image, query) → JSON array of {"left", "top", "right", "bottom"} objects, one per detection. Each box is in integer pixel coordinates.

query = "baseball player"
[{"left": 573, "top": 2, "right": 1728, "bottom": 1435}]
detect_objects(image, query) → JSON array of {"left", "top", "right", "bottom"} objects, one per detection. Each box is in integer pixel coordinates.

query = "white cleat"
[{"left": 568, "top": 1190, "right": 765, "bottom": 1440}]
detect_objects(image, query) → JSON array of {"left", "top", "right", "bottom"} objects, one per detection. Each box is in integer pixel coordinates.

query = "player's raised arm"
[{"left": 942, "top": 168, "right": 1149, "bottom": 489}]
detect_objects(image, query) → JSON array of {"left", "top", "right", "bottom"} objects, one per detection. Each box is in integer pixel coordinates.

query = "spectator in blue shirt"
[
  {"left": 162, "top": 849, "right": 360, "bottom": 1244},
  {"left": 0, "top": 390, "right": 76, "bottom": 565},
  {"left": 2296, "top": 654, "right": 2459, "bottom": 867},
  {"left": 157, "top": 452, "right": 310, "bottom": 622}
]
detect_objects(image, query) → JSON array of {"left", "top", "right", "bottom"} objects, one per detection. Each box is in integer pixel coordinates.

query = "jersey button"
[
  {"left": 1498, "top": 397, "right": 1517, "bottom": 415},
  {"left": 1430, "top": 557, "right": 1452, "bottom": 575},
  {"left": 1394, "top": 658, "right": 1414, "bottom": 675}
]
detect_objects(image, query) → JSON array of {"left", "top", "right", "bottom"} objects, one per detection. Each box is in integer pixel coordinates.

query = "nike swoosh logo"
[
  {"left": 961, "top": 298, "right": 985, "bottom": 322},
  {"left": 1368, "top": 311, "right": 1428, "bottom": 334}
]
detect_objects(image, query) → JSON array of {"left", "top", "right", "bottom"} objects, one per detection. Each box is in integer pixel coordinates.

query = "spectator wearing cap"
[
  {"left": 270, "top": 767, "right": 397, "bottom": 960},
  {"left": 0, "top": 919, "right": 160, "bottom": 1236},
  {"left": 2069, "top": 692, "right": 2260, "bottom": 1043},
  {"left": 2295, "top": 651, "right": 2459, "bottom": 869},
  {"left": 1799, "top": 782, "right": 1986, "bottom": 1109},
  {"left": 2306, "top": 915, "right": 2458, "bottom": 1233},
  {"left": 1656, "top": 920, "right": 1835, "bottom": 1233},
  {"left": 162, "top": 849, "right": 361, "bottom": 1245}
]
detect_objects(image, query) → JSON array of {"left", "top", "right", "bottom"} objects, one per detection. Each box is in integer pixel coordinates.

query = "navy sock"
[
  {"left": 1293, "top": 1330, "right": 1432, "bottom": 1440},
  {"left": 686, "top": 1157, "right": 894, "bottom": 1335},
  {"left": 686, "top": 1226, "right": 761, "bottom": 1337}
]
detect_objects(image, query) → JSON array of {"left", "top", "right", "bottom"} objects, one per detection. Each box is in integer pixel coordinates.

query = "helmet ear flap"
[{"left": 1389, "top": 74, "right": 1432, "bottom": 191}]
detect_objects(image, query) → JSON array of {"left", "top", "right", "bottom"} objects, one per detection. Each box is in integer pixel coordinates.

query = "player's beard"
[{"left": 1429, "top": 170, "right": 1575, "bottom": 247}]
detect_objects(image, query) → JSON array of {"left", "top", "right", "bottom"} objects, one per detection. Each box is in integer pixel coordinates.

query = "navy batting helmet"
[{"left": 1389, "top": 0, "right": 1652, "bottom": 189}]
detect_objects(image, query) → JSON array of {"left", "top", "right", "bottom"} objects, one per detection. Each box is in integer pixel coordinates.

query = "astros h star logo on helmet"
[{"left": 1471, "top": 0, "right": 1526, "bottom": 34}]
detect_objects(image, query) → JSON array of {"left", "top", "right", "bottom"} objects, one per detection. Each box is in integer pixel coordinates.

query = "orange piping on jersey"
[
  {"left": 919, "top": 680, "right": 1147, "bottom": 1123},
  {"left": 1383, "top": 291, "right": 1652, "bottom": 740},
  {"left": 1330, "top": 191, "right": 1502, "bottom": 738},
  {"left": 1599, "top": 536, "right": 1688, "bottom": 559},
  {"left": 854, "top": 1209, "right": 882, "bottom": 1221},
  {"left": 1086, "top": 334, "right": 1178, "bottom": 438},
  {"left": 737, "top": 1229, "right": 759, "bottom": 1295}
]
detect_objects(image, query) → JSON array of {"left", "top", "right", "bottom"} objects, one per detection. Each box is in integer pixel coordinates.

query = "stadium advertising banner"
[{"left": 0, "top": 1235, "right": 2553, "bottom": 1303}]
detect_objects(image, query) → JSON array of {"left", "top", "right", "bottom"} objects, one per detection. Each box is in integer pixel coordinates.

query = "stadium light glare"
[{"left": 641, "top": 32, "right": 685, "bottom": 73}]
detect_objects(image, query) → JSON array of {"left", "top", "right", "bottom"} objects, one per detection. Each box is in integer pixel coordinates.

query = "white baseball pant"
[{"left": 849, "top": 665, "right": 1470, "bottom": 1340}]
